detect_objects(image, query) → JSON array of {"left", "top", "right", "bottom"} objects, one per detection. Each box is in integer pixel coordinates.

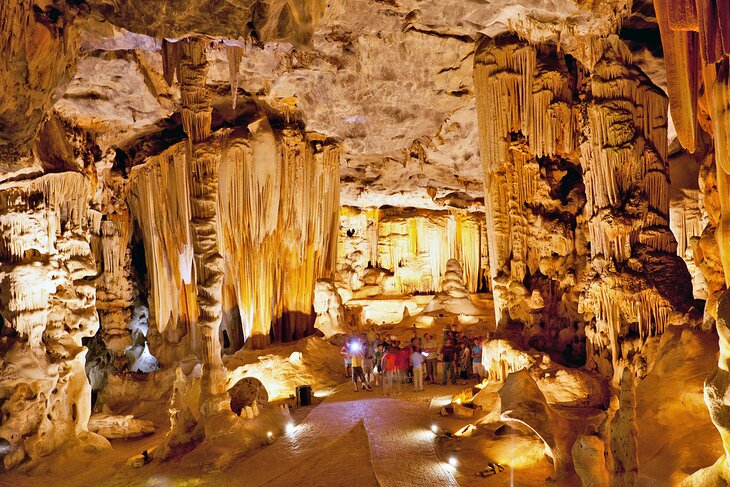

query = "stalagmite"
[{"left": 313, "top": 279, "right": 346, "bottom": 338}]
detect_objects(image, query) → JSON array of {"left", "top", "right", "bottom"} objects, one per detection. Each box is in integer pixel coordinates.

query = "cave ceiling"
[{"left": 5, "top": 0, "right": 664, "bottom": 208}]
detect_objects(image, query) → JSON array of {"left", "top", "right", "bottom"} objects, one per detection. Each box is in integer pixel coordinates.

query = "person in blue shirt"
[{"left": 471, "top": 337, "right": 484, "bottom": 381}]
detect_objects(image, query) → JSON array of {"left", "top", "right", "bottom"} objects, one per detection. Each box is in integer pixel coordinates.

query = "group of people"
[{"left": 340, "top": 324, "right": 487, "bottom": 393}]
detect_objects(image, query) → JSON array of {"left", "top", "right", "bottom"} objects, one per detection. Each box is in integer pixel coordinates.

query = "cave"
[{"left": 1, "top": 0, "right": 730, "bottom": 486}]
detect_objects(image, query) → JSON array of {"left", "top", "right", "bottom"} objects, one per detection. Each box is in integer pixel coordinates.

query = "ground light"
[
  {"left": 448, "top": 456, "right": 458, "bottom": 467},
  {"left": 431, "top": 424, "right": 439, "bottom": 433},
  {"left": 267, "top": 431, "right": 273, "bottom": 438},
  {"left": 286, "top": 422, "right": 296, "bottom": 434}
]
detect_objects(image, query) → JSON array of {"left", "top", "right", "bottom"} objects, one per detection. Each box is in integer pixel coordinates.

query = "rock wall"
[{"left": 474, "top": 33, "right": 692, "bottom": 377}]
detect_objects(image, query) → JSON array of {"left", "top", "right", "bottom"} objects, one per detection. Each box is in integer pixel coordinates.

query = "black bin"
[{"left": 296, "top": 385, "right": 312, "bottom": 406}]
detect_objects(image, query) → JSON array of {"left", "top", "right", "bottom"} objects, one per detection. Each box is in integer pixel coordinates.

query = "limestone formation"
[
  {"left": 0, "top": 0, "right": 729, "bottom": 485},
  {"left": 338, "top": 206, "right": 489, "bottom": 295},
  {"left": 474, "top": 33, "right": 693, "bottom": 379},
  {"left": 313, "top": 279, "right": 347, "bottom": 338},
  {"left": 87, "top": 413, "right": 155, "bottom": 439},
  {"left": 422, "top": 259, "right": 485, "bottom": 317},
  {"left": 0, "top": 172, "right": 105, "bottom": 468},
  {"left": 228, "top": 377, "right": 268, "bottom": 417}
]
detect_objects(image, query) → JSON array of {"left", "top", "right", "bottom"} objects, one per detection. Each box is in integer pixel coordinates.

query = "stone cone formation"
[
  {"left": 422, "top": 258, "right": 485, "bottom": 317},
  {"left": 1, "top": 0, "right": 730, "bottom": 485}
]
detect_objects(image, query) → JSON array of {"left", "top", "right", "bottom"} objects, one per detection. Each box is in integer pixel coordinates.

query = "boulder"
[{"left": 229, "top": 377, "right": 269, "bottom": 416}]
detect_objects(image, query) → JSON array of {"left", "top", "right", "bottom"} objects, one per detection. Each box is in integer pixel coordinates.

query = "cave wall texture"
[{"left": 1, "top": 0, "right": 730, "bottom": 482}]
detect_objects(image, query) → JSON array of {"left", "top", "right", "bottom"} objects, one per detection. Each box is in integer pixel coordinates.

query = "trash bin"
[{"left": 296, "top": 385, "right": 312, "bottom": 406}]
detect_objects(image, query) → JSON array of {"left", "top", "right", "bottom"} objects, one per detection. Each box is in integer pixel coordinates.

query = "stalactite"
[
  {"left": 161, "top": 39, "right": 181, "bottom": 87},
  {"left": 337, "top": 206, "right": 488, "bottom": 295},
  {"left": 130, "top": 122, "right": 340, "bottom": 352},
  {"left": 226, "top": 45, "right": 243, "bottom": 109},
  {"left": 179, "top": 37, "right": 212, "bottom": 143},
  {"left": 217, "top": 124, "right": 340, "bottom": 348},
  {"left": 655, "top": 0, "right": 701, "bottom": 153},
  {"left": 474, "top": 34, "right": 579, "bottom": 328},
  {"left": 670, "top": 190, "right": 708, "bottom": 299},
  {"left": 128, "top": 144, "right": 197, "bottom": 363},
  {"left": 475, "top": 33, "right": 691, "bottom": 378}
]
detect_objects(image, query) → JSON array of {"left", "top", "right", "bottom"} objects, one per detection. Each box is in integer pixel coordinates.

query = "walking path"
[{"left": 216, "top": 384, "right": 460, "bottom": 486}]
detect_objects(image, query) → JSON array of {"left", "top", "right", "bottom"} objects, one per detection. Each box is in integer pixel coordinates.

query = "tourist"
[
  {"left": 382, "top": 346, "right": 399, "bottom": 395},
  {"left": 423, "top": 333, "right": 439, "bottom": 384},
  {"left": 363, "top": 345, "right": 375, "bottom": 385},
  {"left": 410, "top": 346, "right": 426, "bottom": 392},
  {"left": 440, "top": 339, "right": 458, "bottom": 385},
  {"left": 340, "top": 340, "right": 352, "bottom": 378},
  {"left": 471, "top": 337, "right": 484, "bottom": 381},
  {"left": 458, "top": 341, "right": 471, "bottom": 385},
  {"left": 349, "top": 340, "right": 371, "bottom": 392},
  {"left": 373, "top": 332, "right": 384, "bottom": 351},
  {"left": 397, "top": 344, "right": 410, "bottom": 387},
  {"left": 373, "top": 343, "right": 385, "bottom": 386},
  {"left": 411, "top": 325, "right": 423, "bottom": 347}
]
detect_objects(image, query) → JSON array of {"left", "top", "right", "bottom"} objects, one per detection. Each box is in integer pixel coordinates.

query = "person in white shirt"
[{"left": 410, "top": 348, "right": 426, "bottom": 392}]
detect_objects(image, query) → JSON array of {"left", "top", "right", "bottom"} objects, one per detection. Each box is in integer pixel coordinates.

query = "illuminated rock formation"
[
  {"left": 337, "top": 206, "right": 489, "bottom": 295},
  {"left": 0, "top": 172, "right": 107, "bottom": 468},
  {"left": 87, "top": 413, "right": 155, "bottom": 440},
  {"left": 313, "top": 279, "right": 347, "bottom": 338},
  {"left": 473, "top": 33, "right": 586, "bottom": 345},
  {"left": 422, "top": 259, "right": 485, "bottom": 317},
  {"left": 128, "top": 123, "right": 340, "bottom": 356},
  {"left": 474, "top": 33, "right": 692, "bottom": 378},
  {"left": 670, "top": 189, "right": 708, "bottom": 299},
  {"left": 498, "top": 370, "right": 577, "bottom": 483}
]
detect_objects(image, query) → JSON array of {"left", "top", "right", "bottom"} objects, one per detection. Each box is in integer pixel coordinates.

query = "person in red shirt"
[
  {"left": 397, "top": 346, "right": 410, "bottom": 386},
  {"left": 382, "top": 346, "right": 399, "bottom": 396}
]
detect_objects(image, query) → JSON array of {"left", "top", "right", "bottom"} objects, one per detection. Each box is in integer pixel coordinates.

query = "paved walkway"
[{"left": 219, "top": 384, "right": 459, "bottom": 487}]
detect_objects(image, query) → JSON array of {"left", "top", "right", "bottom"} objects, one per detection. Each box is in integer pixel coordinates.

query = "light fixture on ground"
[
  {"left": 286, "top": 422, "right": 296, "bottom": 434},
  {"left": 448, "top": 456, "right": 458, "bottom": 467},
  {"left": 431, "top": 424, "right": 438, "bottom": 433}
]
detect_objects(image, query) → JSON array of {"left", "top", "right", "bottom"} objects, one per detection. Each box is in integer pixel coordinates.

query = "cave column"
[
  {"left": 473, "top": 35, "right": 575, "bottom": 329},
  {"left": 179, "top": 37, "right": 231, "bottom": 419}
]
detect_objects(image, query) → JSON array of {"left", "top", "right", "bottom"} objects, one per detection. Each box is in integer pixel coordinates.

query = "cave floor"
[{"left": 4, "top": 382, "right": 477, "bottom": 487}]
